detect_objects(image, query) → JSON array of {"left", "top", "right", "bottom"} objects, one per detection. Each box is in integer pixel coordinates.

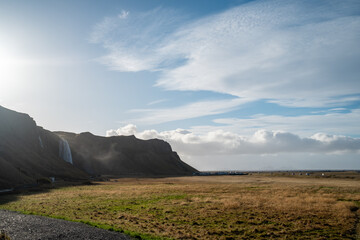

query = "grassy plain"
[{"left": 1, "top": 174, "right": 360, "bottom": 239}]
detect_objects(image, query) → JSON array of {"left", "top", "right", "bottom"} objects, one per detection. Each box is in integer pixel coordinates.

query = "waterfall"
[
  {"left": 59, "top": 138, "right": 73, "bottom": 164},
  {"left": 38, "top": 136, "right": 44, "bottom": 148}
]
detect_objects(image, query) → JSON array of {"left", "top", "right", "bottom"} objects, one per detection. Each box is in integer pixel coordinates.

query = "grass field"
[{"left": 1, "top": 174, "right": 360, "bottom": 239}]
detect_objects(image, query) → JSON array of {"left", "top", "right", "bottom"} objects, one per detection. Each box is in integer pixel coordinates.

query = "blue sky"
[{"left": 0, "top": 0, "right": 359, "bottom": 170}]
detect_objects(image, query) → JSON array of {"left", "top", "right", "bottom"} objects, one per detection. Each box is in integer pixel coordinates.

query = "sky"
[{"left": 0, "top": 0, "right": 359, "bottom": 171}]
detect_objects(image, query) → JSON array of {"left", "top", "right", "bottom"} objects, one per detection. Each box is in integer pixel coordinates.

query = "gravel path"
[{"left": 0, "top": 210, "right": 132, "bottom": 240}]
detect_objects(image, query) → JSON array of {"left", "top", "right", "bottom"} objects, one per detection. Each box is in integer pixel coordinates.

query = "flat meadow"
[{"left": 1, "top": 173, "right": 359, "bottom": 239}]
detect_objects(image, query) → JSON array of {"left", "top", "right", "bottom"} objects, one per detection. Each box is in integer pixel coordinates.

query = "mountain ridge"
[
  {"left": 55, "top": 131, "right": 197, "bottom": 177},
  {"left": 0, "top": 106, "right": 198, "bottom": 189}
]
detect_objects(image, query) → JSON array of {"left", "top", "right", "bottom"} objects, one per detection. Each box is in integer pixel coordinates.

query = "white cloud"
[
  {"left": 98, "top": 1, "right": 360, "bottom": 169},
  {"left": 106, "top": 123, "right": 137, "bottom": 136},
  {"left": 156, "top": 0, "right": 360, "bottom": 107},
  {"left": 107, "top": 124, "right": 360, "bottom": 156},
  {"left": 128, "top": 97, "right": 252, "bottom": 125},
  {"left": 92, "top": 0, "right": 360, "bottom": 108},
  {"left": 147, "top": 99, "right": 168, "bottom": 106},
  {"left": 90, "top": 7, "right": 186, "bottom": 72},
  {"left": 118, "top": 10, "right": 129, "bottom": 19},
  {"left": 212, "top": 109, "right": 360, "bottom": 137}
]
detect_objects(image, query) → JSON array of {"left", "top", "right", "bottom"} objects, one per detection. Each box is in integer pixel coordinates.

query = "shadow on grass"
[
  {"left": 0, "top": 183, "right": 167, "bottom": 240},
  {"left": 0, "top": 180, "right": 99, "bottom": 206}
]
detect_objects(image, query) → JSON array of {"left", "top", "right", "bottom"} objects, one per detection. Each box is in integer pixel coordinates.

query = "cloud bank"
[
  {"left": 107, "top": 125, "right": 360, "bottom": 157},
  {"left": 92, "top": 0, "right": 360, "bottom": 108}
]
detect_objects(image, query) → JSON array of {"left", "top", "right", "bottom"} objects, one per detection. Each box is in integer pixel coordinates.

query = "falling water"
[
  {"left": 59, "top": 138, "right": 73, "bottom": 164},
  {"left": 38, "top": 136, "right": 44, "bottom": 148}
]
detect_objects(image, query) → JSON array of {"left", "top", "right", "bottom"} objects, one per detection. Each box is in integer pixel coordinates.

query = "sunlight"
[
  {"left": 0, "top": 43, "right": 29, "bottom": 89},
  {"left": 0, "top": 44, "right": 16, "bottom": 71}
]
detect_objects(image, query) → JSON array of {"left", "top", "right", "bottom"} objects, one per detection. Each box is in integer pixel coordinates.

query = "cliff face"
[
  {"left": 0, "top": 106, "right": 198, "bottom": 188},
  {"left": 55, "top": 132, "right": 198, "bottom": 176},
  {"left": 0, "top": 106, "right": 88, "bottom": 188}
]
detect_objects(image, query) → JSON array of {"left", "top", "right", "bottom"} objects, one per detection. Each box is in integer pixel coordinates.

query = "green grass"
[{"left": 0, "top": 176, "right": 359, "bottom": 239}]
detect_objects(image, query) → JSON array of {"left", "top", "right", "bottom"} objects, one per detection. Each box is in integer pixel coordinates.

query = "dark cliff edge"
[
  {"left": 0, "top": 105, "right": 198, "bottom": 188},
  {"left": 55, "top": 131, "right": 198, "bottom": 177},
  {"left": 0, "top": 106, "right": 88, "bottom": 189}
]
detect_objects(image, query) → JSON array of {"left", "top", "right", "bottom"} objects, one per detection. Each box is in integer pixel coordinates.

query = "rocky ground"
[{"left": 0, "top": 210, "right": 132, "bottom": 240}]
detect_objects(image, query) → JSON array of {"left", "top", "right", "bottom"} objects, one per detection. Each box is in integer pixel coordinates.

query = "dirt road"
[{"left": 0, "top": 210, "right": 132, "bottom": 240}]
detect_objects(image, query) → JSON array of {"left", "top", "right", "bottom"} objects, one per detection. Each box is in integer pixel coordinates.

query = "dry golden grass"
[{"left": 1, "top": 175, "right": 359, "bottom": 239}]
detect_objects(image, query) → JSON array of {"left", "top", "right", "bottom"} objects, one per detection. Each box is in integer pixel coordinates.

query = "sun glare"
[
  {"left": 0, "top": 45, "right": 26, "bottom": 97},
  {"left": 0, "top": 42, "right": 29, "bottom": 89}
]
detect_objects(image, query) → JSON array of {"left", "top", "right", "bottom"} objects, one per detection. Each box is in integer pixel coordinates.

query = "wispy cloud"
[
  {"left": 92, "top": 0, "right": 360, "bottom": 108},
  {"left": 212, "top": 109, "right": 360, "bottom": 137},
  {"left": 147, "top": 99, "right": 168, "bottom": 106},
  {"left": 90, "top": 7, "right": 187, "bottom": 72},
  {"left": 127, "top": 98, "right": 252, "bottom": 125}
]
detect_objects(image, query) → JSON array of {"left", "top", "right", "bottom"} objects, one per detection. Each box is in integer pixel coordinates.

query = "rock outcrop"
[
  {"left": 0, "top": 106, "right": 88, "bottom": 188},
  {"left": 55, "top": 131, "right": 198, "bottom": 176}
]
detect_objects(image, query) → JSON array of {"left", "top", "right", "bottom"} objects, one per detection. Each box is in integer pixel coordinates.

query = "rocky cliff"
[
  {"left": 0, "top": 106, "right": 88, "bottom": 189},
  {"left": 0, "top": 106, "right": 198, "bottom": 188},
  {"left": 55, "top": 131, "right": 198, "bottom": 176}
]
